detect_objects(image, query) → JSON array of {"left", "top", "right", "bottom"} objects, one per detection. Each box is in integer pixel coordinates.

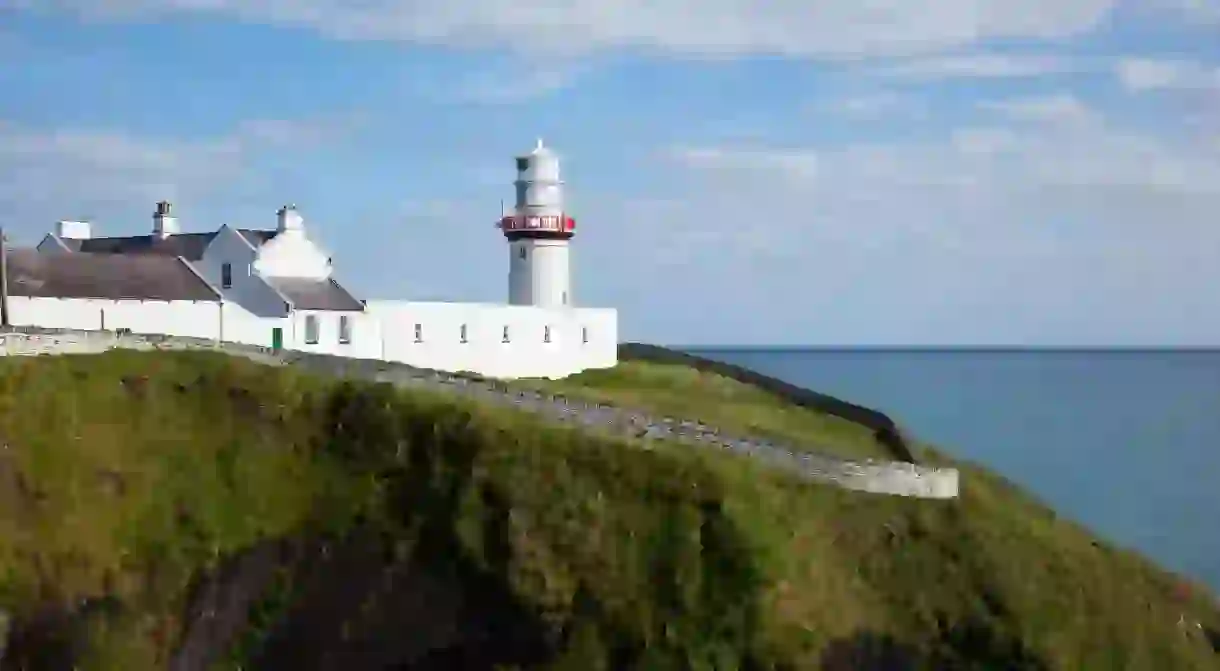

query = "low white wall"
[
  {"left": 832, "top": 462, "right": 960, "bottom": 499},
  {"left": 365, "top": 300, "right": 619, "bottom": 379},
  {"left": 0, "top": 329, "right": 281, "bottom": 367}
]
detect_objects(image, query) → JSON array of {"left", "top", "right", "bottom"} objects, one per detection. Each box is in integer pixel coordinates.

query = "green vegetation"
[
  {"left": 504, "top": 358, "right": 896, "bottom": 461},
  {"left": 0, "top": 349, "right": 1216, "bottom": 670}
]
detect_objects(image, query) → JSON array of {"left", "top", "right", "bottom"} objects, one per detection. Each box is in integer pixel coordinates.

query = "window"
[
  {"left": 338, "top": 315, "right": 352, "bottom": 344},
  {"left": 459, "top": 324, "right": 468, "bottom": 343},
  {"left": 562, "top": 291, "right": 568, "bottom": 305},
  {"left": 518, "top": 246, "right": 527, "bottom": 260},
  {"left": 221, "top": 262, "right": 232, "bottom": 289},
  {"left": 543, "top": 325, "right": 551, "bottom": 343},
  {"left": 304, "top": 315, "right": 319, "bottom": 344},
  {"left": 414, "top": 323, "right": 423, "bottom": 343},
  {"left": 501, "top": 325, "right": 511, "bottom": 343},
  {"left": 582, "top": 326, "right": 589, "bottom": 344}
]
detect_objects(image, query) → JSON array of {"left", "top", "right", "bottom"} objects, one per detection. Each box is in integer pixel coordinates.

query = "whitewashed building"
[{"left": 9, "top": 140, "right": 618, "bottom": 379}]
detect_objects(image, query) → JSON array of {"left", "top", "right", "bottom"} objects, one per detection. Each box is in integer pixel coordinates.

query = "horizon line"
[{"left": 652, "top": 344, "right": 1220, "bottom": 353}]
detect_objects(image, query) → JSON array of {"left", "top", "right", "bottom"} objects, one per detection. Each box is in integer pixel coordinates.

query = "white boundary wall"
[
  {"left": 6, "top": 296, "right": 618, "bottom": 379},
  {"left": 365, "top": 300, "right": 617, "bottom": 379},
  {"left": 8, "top": 296, "right": 222, "bottom": 338}
]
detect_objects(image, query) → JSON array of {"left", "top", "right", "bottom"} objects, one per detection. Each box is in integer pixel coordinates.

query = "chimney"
[
  {"left": 55, "top": 220, "right": 92, "bottom": 240},
  {"left": 153, "top": 200, "right": 179, "bottom": 238},
  {"left": 276, "top": 204, "right": 304, "bottom": 233}
]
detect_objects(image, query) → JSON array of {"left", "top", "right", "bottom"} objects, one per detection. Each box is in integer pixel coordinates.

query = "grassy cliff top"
[
  {"left": 503, "top": 359, "right": 894, "bottom": 462},
  {"left": 0, "top": 349, "right": 1216, "bottom": 670}
]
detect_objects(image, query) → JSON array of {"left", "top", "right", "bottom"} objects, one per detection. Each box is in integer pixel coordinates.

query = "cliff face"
[{"left": 0, "top": 349, "right": 1217, "bottom": 670}]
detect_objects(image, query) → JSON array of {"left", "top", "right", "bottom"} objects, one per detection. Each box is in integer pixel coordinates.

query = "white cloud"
[
  {"left": 950, "top": 127, "right": 1022, "bottom": 155},
  {"left": 1147, "top": 0, "right": 1220, "bottom": 24},
  {"left": 819, "top": 92, "right": 918, "bottom": 119},
  {"left": 445, "top": 61, "right": 587, "bottom": 105},
  {"left": 0, "top": 126, "right": 237, "bottom": 218},
  {"left": 234, "top": 116, "right": 364, "bottom": 146},
  {"left": 1116, "top": 58, "right": 1220, "bottom": 91},
  {"left": 669, "top": 146, "right": 820, "bottom": 181},
  {"left": 14, "top": 0, "right": 1121, "bottom": 59},
  {"left": 871, "top": 53, "right": 1078, "bottom": 80},
  {"left": 645, "top": 110, "right": 1220, "bottom": 345},
  {"left": 979, "top": 94, "right": 1097, "bottom": 125},
  {"left": 0, "top": 118, "right": 344, "bottom": 241}
]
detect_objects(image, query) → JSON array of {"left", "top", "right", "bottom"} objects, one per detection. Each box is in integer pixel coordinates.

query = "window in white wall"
[
  {"left": 339, "top": 315, "right": 352, "bottom": 344},
  {"left": 221, "top": 263, "right": 232, "bottom": 288},
  {"left": 459, "top": 324, "right": 468, "bottom": 343},
  {"left": 543, "top": 325, "right": 551, "bottom": 343},
  {"left": 305, "top": 315, "right": 319, "bottom": 344},
  {"left": 414, "top": 323, "right": 423, "bottom": 343},
  {"left": 582, "top": 326, "right": 588, "bottom": 344},
  {"left": 518, "top": 246, "right": 526, "bottom": 260},
  {"left": 502, "top": 325, "right": 511, "bottom": 343},
  {"left": 562, "top": 291, "right": 567, "bottom": 305}
]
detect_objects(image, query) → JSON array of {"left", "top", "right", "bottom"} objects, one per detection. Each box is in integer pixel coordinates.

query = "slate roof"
[
  {"left": 55, "top": 228, "right": 281, "bottom": 260},
  {"left": 266, "top": 276, "right": 364, "bottom": 312},
  {"left": 67, "top": 232, "right": 219, "bottom": 260},
  {"left": 5, "top": 249, "right": 222, "bottom": 301}
]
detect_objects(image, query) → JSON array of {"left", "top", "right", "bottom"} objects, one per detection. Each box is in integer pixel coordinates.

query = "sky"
[{"left": 0, "top": 1, "right": 1217, "bottom": 346}]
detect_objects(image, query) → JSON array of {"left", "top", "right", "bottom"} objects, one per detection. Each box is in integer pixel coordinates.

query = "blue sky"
[{"left": 1, "top": 1, "right": 1218, "bottom": 346}]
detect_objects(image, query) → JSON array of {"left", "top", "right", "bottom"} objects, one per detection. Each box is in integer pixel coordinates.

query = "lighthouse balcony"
[{"left": 498, "top": 214, "right": 576, "bottom": 235}]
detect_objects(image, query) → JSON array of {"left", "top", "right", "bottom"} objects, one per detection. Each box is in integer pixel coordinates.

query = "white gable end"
[
  {"left": 198, "top": 226, "right": 291, "bottom": 318},
  {"left": 253, "top": 231, "right": 331, "bottom": 279},
  {"left": 252, "top": 206, "right": 332, "bottom": 279}
]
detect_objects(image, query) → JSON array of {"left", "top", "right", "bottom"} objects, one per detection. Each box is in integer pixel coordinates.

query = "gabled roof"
[
  {"left": 266, "top": 276, "right": 364, "bottom": 312},
  {"left": 71, "top": 232, "right": 219, "bottom": 260},
  {"left": 57, "top": 228, "right": 281, "bottom": 259},
  {"left": 5, "top": 249, "right": 222, "bottom": 302}
]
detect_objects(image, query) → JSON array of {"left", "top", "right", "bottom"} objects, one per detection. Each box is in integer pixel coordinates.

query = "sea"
[{"left": 691, "top": 348, "right": 1220, "bottom": 593}]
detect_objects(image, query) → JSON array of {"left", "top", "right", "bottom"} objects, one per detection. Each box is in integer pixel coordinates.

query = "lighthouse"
[{"left": 499, "top": 139, "right": 576, "bottom": 308}]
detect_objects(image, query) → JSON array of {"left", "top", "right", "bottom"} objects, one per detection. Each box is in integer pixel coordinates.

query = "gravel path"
[{"left": 320, "top": 364, "right": 935, "bottom": 492}]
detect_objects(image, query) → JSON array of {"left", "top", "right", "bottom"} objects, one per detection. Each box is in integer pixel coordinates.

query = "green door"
[{"left": 271, "top": 327, "right": 283, "bottom": 352}]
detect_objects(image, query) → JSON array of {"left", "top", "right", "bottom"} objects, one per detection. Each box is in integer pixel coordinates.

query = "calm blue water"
[{"left": 694, "top": 348, "right": 1220, "bottom": 592}]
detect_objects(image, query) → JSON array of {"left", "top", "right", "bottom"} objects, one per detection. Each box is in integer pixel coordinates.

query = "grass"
[
  {"left": 0, "top": 349, "right": 1215, "bottom": 669},
  {"left": 503, "top": 359, "right": 897, "bottom": 461}
]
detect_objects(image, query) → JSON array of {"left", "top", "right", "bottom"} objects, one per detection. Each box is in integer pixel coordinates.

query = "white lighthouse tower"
[{"left": 499, "top": 139, "right": 577, "bottom": 308}]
